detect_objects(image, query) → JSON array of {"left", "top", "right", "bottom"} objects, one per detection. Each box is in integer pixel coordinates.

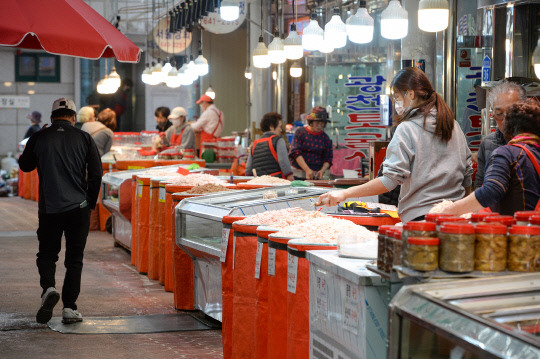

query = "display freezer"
[
  {"left": 175, "top": 186, "right": 331, "bottom": 321},
  {"left": 389, "top": 273, "right": 540, "bottom": 359}
]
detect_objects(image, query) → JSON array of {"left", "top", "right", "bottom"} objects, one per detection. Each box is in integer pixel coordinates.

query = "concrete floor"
[{"left": 0, "top": 196, "right": 223, "bottom": 359}]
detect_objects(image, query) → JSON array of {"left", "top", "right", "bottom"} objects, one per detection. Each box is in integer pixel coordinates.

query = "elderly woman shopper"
[
  {"left": 441, "top": 100, "right": 540, "bottom": 215},
  {"left": 246, "top": 112, "right": 293, "bottom": 180},
  {"left": 160, "top": 107, "right": 196, "bottom": 152},
  {"left": 80, "top": 106, "right": 113, "bottom": 156},
  {"left": 289, "top": 106, "right": 333, "bottom": 180},
  {"left": 317, "top": 67, "right": 472, "bottom": 223}
]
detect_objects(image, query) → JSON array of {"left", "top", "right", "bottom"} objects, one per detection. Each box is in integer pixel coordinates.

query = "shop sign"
[
  {"left": 343, "top": 75, "right": 387, "bottom": 160},
  {"left": 201, "top": 1, "right": 246, "bottom": 34},
  {"left": 153, "top": 18, "right": 192, "bottom": 54},
  {"left": 0, "top": 95, "right": 29, "bottom": 109},
  {"left": 482, "top": 55, "right": 491, "bottom": 82},
  {"left": 459, "top": 49, "right": 471, "bottom": 67},
  {"left": 461, "top": 67, "right": 483, "bottom": 151}
]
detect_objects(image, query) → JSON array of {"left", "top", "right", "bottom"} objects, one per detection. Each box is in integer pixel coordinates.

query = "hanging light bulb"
[
  {"left": 381, "top": 0, "right": 408, "bottom": 40},
  {"left": 325, "top": 8, "right": 347, "bottom": 49},
  {"left": 244, "top": 66, "right": 252, "bottom": 80},
  {"left": 141, "top": 63, "right": 153, "bottom": 84},
  {"left": 146, "top": 62, "right": 160, "bottom": 85},
  {"left": 107, "top": 67, "right": 121, "bottom": 90},
  {"left": 284, "top": 24, "right": 303, "bottom": 60},
  {"left": 97, "top": 78, "right": 108, "bottom": 94},
  {"left": 418, "top": 0, "right": 449, "bottom": 32},
  {"left": 253, "top": 36, "right": 270, "bottom": 68},
  {"left": 533, "top": 38, "right": 540, "bottom": 78},
  {"left": 205, "top": 86, "right": 216, "bottom": 99},
  {"left": 319, "top": 34, "right": 335, "bottom": 54},
  {"left": 186, "top": 56, "right": 199, "bottom": 81},
  {"left": 219, "top": 0, "right": 240, "bottom": 21},
  {"left": 194, "top": 50, "right": 209, "bottom": 76},
  {"left": 166, "top": 67, "right": 182, "bottom": 88},
  {"left": 178, "top": 64, "right": 192, "bottom": 86},
  {"left": 268, "top": 32, "right": 286, "bottom": 64},
  {"left": 346, "top": 1, "right": 374, "bottom": 44},
  {"left": 289, "top": 61, "right": 302, "bottom": 78},
  {"left": 162, "top": 57, "right": 172, "bottom": 74},
  {"left": 302, "top": 13, "right": 324, "bottom": 51},
  {"left": 151, "top": 60, "right": 165, "bottom": 83}
]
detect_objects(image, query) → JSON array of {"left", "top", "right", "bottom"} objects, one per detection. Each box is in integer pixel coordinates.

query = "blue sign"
[{"left": 482, "top": 55, "right": 491, "bottom": 82}]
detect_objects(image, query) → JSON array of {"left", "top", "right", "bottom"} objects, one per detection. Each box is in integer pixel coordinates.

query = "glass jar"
[
  {"left": 377, "top": 225, "right": 394, "bottom": 271},
  {"left": 508, "top": 225, "right": 540, "bottom": 272},
  {"left": 484, "top": 215, "right": 515, "bottom": 227},
  {"left": 531, "top": 215, "right": 540, "bottom": 226},
  {"left": 439, "top": 223, "right": 476, "bottom": 272},
  {"left": 474, "top": 224, "right": 507, "bottom": 272},
  {"left": 407, "top": 237, "right": 439, "bottom": 271},
  {"left": 402, "top": 222, "right": 437, "bottom": 267},
  {"left": 388, "top": 227, "right": 403, "bottom": 270},
  {"left": 435, "top": 216, "right": 468, "bottom": 231},
  {"left": 425, "top": 213, "right": 453, "bottom": 224},
  {"left": 383, "top": 226, "right": 396, "bottom": 272},
  {"left": 470, "top": 212, "right": 499, "bottom": 223},
  {"left": 514, "top": 211, "right": 540, "bottom": 226}
]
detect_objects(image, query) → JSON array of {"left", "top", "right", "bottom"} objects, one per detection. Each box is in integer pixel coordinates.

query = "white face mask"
[
  {"left": 171, "top": 118, "right": 181, "bottom": 127},
  {"left": 394, "top": 100, "right": 405, "bottom": 115}
]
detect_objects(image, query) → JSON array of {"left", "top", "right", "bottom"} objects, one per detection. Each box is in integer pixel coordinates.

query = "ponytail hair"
[{"left": 391, "top": 67, "right": 454, "bottom": 142}]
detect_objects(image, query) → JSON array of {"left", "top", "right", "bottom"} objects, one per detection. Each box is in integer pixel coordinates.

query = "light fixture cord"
[{"left": 260, "top": 0, "right": 263, "bottom": 36}]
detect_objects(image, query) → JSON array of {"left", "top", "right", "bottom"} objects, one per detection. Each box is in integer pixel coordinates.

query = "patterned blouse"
[{"left": 289, "top": 127, "right": 333, "bottom": 171}]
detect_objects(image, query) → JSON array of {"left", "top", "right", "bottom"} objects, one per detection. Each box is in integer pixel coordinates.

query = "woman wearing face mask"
[
  {"left": 289, "top": 106, "right": 333, "bottom": 180},
  {"left": 317, "top": 67, "right": 472, "bottom": 222},
  {"left": 161, "top": 107, "right": 196, "bottom": 152}
]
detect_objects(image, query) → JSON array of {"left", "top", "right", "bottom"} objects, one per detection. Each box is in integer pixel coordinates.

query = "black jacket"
[{"left": 19, "top": 120, "right": 103, "bottom": 214}]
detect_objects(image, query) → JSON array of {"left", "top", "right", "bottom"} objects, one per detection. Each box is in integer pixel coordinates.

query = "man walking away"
[{"left": 19, "top": 98, "right": 102, "bottom": 324}]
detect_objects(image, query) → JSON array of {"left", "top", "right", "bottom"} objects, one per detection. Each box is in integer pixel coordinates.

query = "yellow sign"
[{"left": 153, "top": 18, "right": 192, "bottom": 54}]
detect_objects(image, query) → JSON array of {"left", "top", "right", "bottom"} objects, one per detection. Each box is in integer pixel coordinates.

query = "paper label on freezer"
[
  {"left": 268, "top": 247, "right": 276, "bottom": 276},
  {"left": 315, "top": 269, "right": 329, "bottom": 319},
  {"left": 254, "top": 241, "right": 263, "bottom": 279},
  {"left": 159, "top": 187, "right": 166, "bottom": 203},
  {"left": 342, "top": 280, "right": 360, "bottom": 335},
  {"left": 220, "top": 228, "right": 230, "bottom": 263},
  {"left": 287, "top": 253, "right": 298, "bottom": 294},
  {"left": 232, "top": 235, "right": 237, "bottom": 270},
  {"left": 149, "top": 189, "right": 152, "bottom": 199},
  {"left": 137, "top": 182, "right": 143, "bottom": 197}
]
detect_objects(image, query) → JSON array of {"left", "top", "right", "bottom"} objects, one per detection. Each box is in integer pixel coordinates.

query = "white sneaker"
[
  {"left": 36, "top": 287, "right": 60, "bottom": 324},
  {"left": 62, "top": 308, "right": 83, "bottom": 324}
]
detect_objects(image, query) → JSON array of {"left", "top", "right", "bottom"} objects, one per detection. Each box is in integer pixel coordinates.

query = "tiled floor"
[{"left": 0, "top": 196, "right": 224, "bottom": 359}]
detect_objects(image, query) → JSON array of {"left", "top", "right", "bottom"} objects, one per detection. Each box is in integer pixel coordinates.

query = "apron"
[
  {"left": 200, "top": 108, "right": 223, "bottom": 143},
  {"left": 510, "top": 143, "right": 540, "bottom": 211},
  {"left": 251, "top": 135, "right": 285, "bottom": 179},
  {"left": 170, "top": 127, "right": 186, "bottom": 146}
]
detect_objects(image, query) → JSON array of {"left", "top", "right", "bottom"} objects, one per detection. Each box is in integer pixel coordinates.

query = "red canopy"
[{"left": 0, "top": 0, "right": 141, "bottom": 63}]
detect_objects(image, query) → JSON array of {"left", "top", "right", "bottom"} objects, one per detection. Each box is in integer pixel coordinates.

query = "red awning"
[{"left": 0, "top": 0, "right": 142, "bottom": 63}]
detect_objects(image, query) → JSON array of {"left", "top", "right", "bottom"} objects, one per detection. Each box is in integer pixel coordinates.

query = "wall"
[{"left": 0, "top": 48, "right": 75, "bottom": 156}]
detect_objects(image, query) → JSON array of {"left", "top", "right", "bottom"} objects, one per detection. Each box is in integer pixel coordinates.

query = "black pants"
[{"left": 36, "top": 206, "right": 90, "bottom": 310}]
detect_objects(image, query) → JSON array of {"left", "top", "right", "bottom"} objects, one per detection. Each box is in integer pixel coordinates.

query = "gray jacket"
[
  {"left": 475, "top": 129, "right": 506, "bottom": 188},
  {"left": 81, "top": 121, "right": 113, "bottom": 156},
  {"left": 380, "top": 110, "right": 472, "bottom": 222},
  {"left": 163, "top": 122, "right": 196, "bottom": 152}
]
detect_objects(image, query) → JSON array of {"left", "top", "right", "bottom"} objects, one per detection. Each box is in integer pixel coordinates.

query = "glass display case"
[
  {"left": 175, "top": 186, "right": 332, "bottom": 321},
  {"left": 389, "top": 273, "right": 540, "bottom": 359}
]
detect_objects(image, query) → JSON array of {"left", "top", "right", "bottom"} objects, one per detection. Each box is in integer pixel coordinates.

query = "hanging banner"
[
  {"left": 201, "top": 1, "right": 246, "bottom": 34},
  {"left": 153, "top": 18, "right": 192, "bottom": 54}
]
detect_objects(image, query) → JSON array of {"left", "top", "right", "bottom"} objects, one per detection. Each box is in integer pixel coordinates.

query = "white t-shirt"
[{"left": 190, "top": 104, "right": 224, "bottom": 137}]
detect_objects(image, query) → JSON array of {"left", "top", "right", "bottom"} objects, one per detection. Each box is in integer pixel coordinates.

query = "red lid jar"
[
  {"left": 425, "top": 213, "right": 453, "bottom": 223},
  {"left": 470, "top": 212, "right": 499, "bottom": 223},
  {"left": 484, "top": 215, "right": 515, "bottom": 227}
]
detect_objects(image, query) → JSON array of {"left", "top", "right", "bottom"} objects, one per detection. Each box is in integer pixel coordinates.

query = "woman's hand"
[
  {"left": 304, "top": 168, "right": 315, "bottom": 180},
  {"left": 315, "top": 169, "right": 326, "bottom": 180},
  {"left": 159, "top": 132, "right": 166, "bottom": 138},
  {"left": 315, "top": 190, "right": 348, "bottom": 207}
]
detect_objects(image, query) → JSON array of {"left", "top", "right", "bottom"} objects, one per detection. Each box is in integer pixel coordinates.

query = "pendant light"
[
  {"left": 284, "top": 24, "right": 303, "bottom": 60},
  {"left": 325, "top": 8, "right": 347, "bottom": 49},
  {"left": 303, "top": 12, "right": 324, "bottom": 51},
  {"left": 162, "top": 57, "right": 173, "bottom": 74},
  {"left": 166, "top": 66, "right": 182, "bottom": 88},
  {"left": 194, "top": 49, "right": 209, "bottom": 76},
  {"left": 346, "top": 1, "right": 374, "bottom": 44},
  {"left": 381, "top": 0, "right": 408, "bottom": 40},
  {"left": 244, "top": 66, "right": 252, "bottom": 79},
  {"left": 179, "top": 60, "right": 193, "bottom": 85},
  {"left": 533, "top": 37, "right": 540, "bottom": 78},
  {"left": 319, "top": 34, "right": 335, "bottom": 53},
  {"left": 289, "top": 61, "right": 302, "bottom": 78},
  {"left": 142, "top": 63, "right": 153, "bottom": 84},
  {"left": 146, "top": 61, "right": 160, "bottom": 85},
  {"left": 205, "top": 86, "right": 216, "bottom": 99},
  {"left": 107, "top": 66, "right": 121, "bottom": 90},
  {"left": 152, "top": 59, "right": 166, "bottom": 83},
  {"left": 220, "top": 0, "right": 240, "bottom": 21},
  {"left": 418, "top": 0, "right": 449, "bottom": 32},
  {"left": 187, "top": 55, "right": 198, "bottom": 81},
  {"left": 252, "top": 0, "right": 270, "bottom": 68},
  {"left": 268, "top": 32, "right": 286, "bottom": 64}
]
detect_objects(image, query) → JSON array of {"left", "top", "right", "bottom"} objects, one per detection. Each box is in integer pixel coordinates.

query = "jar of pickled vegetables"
[
  {"left": 474, "top": 224, "right": 507, "bottom": 272},
  {"left": 383, "top": 227, "right": 397, "bottom": 272},
  {"left": 531, "top": 215, "right": 540, "bottom": 226},
  {"left": 377, "top": 225, "right": 394, "bottom": 271},
  {"left": 402, "top": 222, "right": 437, "bottom": 267},
  {"left": 514, "top": 211, "right": 540, "bottom": 225},
  {"left": 407, "top": 237, "right": 439, "bottom": 271},
  {"left": 484, "top": 215, "right": 514, "bottom": 227},
  {"left": 470, "top": 212, "right": 499, "bottom": 223},
  {"left": 439, "top": 223, "right": 476, "bottom": 272},
  {"left": 388, "top": 227, "right": 403, "bottom": 270},
  {"left": 508, "top": 225, "right": 540, "bottom": 272},
  {"left": 435, "top": 216, "right": 468, "bottom": 231},
  {"left": 424, "top": 213, "right": 453, "bottom": 224}
]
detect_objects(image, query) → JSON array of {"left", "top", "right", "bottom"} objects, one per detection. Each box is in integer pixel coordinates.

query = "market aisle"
[{"left": 0, "top": 197, "right": 223, "bottom": 359}]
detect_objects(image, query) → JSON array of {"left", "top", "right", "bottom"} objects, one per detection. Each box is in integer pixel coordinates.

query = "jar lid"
[
  {"left": 509, "top": 225, "right": 540, "bottom": 235},
  {"left": 470, "top": 212, "right": 499, "bottom": 222},
  {"left": 407, "top": 236, "right": 439, "bottom": 245},
  {"left": 531, "top": 215, "right": 540, "bottom": 225},
  {"left": 388, "top": 228, "right": 402, "bottom": 240},
  {"left": 475, "top": 223, "right": 507, "bottom": 234},
  {"left": 484, "top": 215, "right": 515, "bottom": 226},
  {"left": 435, "top": 216, "right": 466, "bottom": 225},
  {"left": 404, "top": 221, "right": 436, "bottom": 231},
  {"left": 425, "top": 213, "right": 453, "bottom": 223},
  {"left": 514, "top": 211, "right": 540, "bottom": 222},
  {"left": 439, "top": 223, "right": 475, "bottom": 234},
  {"left": 378, "top": 225, "right": 394, "bottom": 236}
]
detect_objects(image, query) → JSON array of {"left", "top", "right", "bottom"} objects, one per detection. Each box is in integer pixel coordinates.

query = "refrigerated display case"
[
  {"left": 388, "top": 273, "right": 540, "bottom": 359},
  {"left": 175, "top": 186, "right": 331, "bottom": 321}
]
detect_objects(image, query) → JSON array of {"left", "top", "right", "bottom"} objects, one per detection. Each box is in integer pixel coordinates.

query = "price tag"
[
  {"left": 158, "top": 186, "right": 166, "bottom": 203},
  {"left": 137, "top": 182, "right": 143, "bottom": 197},
  {"left": 254, "top": 242, "right": 263, "bottom": 279},
  {"left": 220, "top": 228, "right": 230, "bottom": 263},
  {"left": 232, "top": 234, "right": 237, "bottom": 270},
  {"left": 315, "top": 270, "right": 328, "bottom": 319},
  {"left": 287, "top": 253, "right": 298, "bottom": 294},
  {"left": 268, "top": 247, "right": 276, "bottom": 276},
  {"left": 343, "top": 281, "right": 360, "bottom": 335}
]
